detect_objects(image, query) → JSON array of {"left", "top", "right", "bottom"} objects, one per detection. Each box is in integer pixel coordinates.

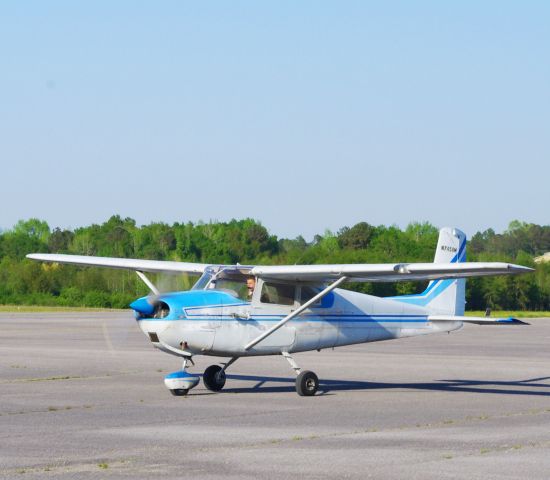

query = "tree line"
[{"left": 0, "top": 216, "right": 549, "bottom": 310}]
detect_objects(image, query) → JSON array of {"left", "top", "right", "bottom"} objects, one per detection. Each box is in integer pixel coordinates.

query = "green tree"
[
  {"left": 338, "top": 222, "right": 376, "bottom": 250},
  {"left": 0, "top": 216, "right": 546, "bottom": 310},
  {"left": 13, "top": 218, "right": 50, "bottom": 243}
]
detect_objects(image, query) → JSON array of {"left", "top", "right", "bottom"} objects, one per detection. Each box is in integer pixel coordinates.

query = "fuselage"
[{"left": 133, "top": 288, "right": 462, "bottom": 358}]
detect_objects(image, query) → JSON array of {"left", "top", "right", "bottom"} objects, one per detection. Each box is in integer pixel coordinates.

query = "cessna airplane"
[{"left": 27, "top": 227, "right": 533, "bottom": 397}]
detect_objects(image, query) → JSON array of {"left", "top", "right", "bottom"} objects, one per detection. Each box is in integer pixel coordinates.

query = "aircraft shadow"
[{"left": 223, "top": 374, "right": 550, "bottom": 397}]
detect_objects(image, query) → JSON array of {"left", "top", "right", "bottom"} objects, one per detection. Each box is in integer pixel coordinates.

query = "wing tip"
[
  {"left": 510, "top": 264, "right": 535, "bottom": 273},
  {"left": 503, "top": 317, "right": 530, "bottom": 325}
]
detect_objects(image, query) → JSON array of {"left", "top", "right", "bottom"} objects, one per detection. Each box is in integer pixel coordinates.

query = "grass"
[
  {"left": 466, "top": 311, "right": 550, "bottom": 318},
  {"left": 0, "top": 305, "right": 126, "bottom": 313}
]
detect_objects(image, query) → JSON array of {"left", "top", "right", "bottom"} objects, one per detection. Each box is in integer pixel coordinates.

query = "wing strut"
[
  {"left": 136, "top": 271, "right": 160, "bottom": 295},
  {"left": 244, "top": 276, "right": 348, "bottom": 351}
]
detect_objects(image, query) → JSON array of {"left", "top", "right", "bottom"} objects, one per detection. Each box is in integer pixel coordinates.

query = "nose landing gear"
[
  {"left": 164, "top": 370, "right": 200, "bottom": 396},
  {"left": 164, "top": 357, "right": 199, "bottom": 396}
]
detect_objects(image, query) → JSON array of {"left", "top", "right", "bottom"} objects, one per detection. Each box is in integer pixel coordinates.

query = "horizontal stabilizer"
[{"left": 428, "top": 315, "right": 529, "bottom": 325}]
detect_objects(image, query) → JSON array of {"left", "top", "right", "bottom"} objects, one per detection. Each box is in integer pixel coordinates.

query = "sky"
[{"left": 1, "top": 1, "right": 549, "bottom": 240}]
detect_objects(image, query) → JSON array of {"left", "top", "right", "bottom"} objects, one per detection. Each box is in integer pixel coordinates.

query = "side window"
[
  {"left": 300, "top": 286, "right": 321, "bottom": 306},
  {"left": 260, "top": 282, "right": 296, "bottom": 305},
  {"left": 299, "top": 286, "right": 335, "bottom": 308}
]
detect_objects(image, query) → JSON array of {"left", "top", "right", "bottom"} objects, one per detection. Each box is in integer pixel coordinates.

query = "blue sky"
[{"left": 1, "top": 1, "right": 549, "bottom": 240}]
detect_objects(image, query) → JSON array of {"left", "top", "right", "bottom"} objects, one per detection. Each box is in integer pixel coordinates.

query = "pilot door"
[{"left": 248, "top": 279, "right": 297, "bottom": 350}]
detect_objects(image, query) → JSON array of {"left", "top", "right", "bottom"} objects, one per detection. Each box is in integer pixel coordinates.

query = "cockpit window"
[
  {"left": 210, "top": 278, "right": 249, "bottom": 301},
  {"left": 299, "top": 286, "right": 334, "bottom": 308},
  {"left": 260, "top": 282, "right": 296, "bottom": 305},
  {"left": 300, "top": 286, "right": 322, "bottom": 306}
]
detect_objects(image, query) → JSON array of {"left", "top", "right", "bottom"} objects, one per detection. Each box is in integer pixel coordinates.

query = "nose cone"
[{"left": 130, "top": 296, "right": 156, "bottom": 316}]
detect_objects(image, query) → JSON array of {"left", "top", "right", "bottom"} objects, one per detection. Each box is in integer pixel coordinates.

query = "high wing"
[
  {"left": 26, "top": 253, "right": 208, "bottom": 275},
  {"left": 250, "top": 262, "right": 533, "bottom": 282},
  {"left": 27, "top": 254, "right": 532, "bottom": 283}
]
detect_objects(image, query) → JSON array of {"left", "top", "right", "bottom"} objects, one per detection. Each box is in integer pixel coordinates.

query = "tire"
[
  {"left": 296, "top": 370, "right": 319, "bottom": 396},
  {"left": 170, "top": 388, "right": 189, "bottom": 396},
  {"left": 203, "top": 365, "right": 226, "bottom": 392}
]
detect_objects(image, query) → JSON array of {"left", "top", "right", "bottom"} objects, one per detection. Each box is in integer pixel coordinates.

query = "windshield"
[
  {"left": 210, "top": 278, "right": 250, "bottom": 301},
  {"left": 192, "top": 268, "right": 255, "bottom": 301},
  {"left": 191, "top": 271, "right": 213, "bottom": 290}
]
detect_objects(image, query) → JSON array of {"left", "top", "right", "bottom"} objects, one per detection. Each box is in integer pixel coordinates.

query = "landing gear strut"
[
  {"left": 282, "top": 352, "right": 319, "bottom": 396},
  {"left": 203, "top": 357, "right": 238, "bottom": 392},
  {"left": 164, "top": 357, "right": 200, "bottom": 396}
]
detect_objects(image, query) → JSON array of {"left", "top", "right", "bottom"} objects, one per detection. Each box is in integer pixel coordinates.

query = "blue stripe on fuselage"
[
  {"left": 387, "top": 279, "right": 454, "bottom": 306},
  {"left": 139, "top": 313, "right": 430, "bottom": 324}
]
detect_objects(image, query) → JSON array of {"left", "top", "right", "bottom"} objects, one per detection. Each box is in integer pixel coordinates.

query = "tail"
[{"left": 392, "top": 227, "right": 467, "bottom": 315}]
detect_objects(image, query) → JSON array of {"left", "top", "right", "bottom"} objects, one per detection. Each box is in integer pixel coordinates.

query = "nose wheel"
[
  {"left": 164, "top": 357, "right": 199, "bottom": 396},
  {"left": 170, "top": 388, "right": 189, "bottom": 396}
]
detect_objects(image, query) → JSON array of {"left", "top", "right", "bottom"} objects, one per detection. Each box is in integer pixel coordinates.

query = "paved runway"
[{"left": 1, "top": 311, "right": 550, "bottom": 479}]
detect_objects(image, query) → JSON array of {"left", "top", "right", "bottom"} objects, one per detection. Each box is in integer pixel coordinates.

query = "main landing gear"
[
  {"left": 282, "top": 352, "right": 319, "bottom": 396},
  {"left": 203, "top": 365, "right": 225, "bottom": 391},
  {"left": 295, "top": 370, "right": 319, "bottom": 396},
  {"left": 202, "top": 357, "right": 238, "bottom": 392}
]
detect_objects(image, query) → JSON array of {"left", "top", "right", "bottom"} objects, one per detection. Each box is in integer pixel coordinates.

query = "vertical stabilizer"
[
  {"left": 427, "top": 227, "right": 467, "bottom": 315},
  {"left": 389, "top": 227, "right": 467, "bottom": 315},
  {"left": 433, "top": 227, "right": 466, "bottom": 264}
]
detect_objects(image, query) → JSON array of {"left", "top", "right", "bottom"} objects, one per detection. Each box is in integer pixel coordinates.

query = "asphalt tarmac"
[{"left": 1, "top": 311, "right": 550, "bottom": 479}]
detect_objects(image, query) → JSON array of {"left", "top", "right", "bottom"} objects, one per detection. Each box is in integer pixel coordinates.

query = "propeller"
[{"left": 101, "top": 270, "right": 195, "bottom": 353}]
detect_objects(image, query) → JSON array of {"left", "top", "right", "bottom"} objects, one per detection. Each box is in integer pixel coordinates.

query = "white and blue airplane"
[{"left": 28, "top": 227, "right": 532, "bottom": 396}]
